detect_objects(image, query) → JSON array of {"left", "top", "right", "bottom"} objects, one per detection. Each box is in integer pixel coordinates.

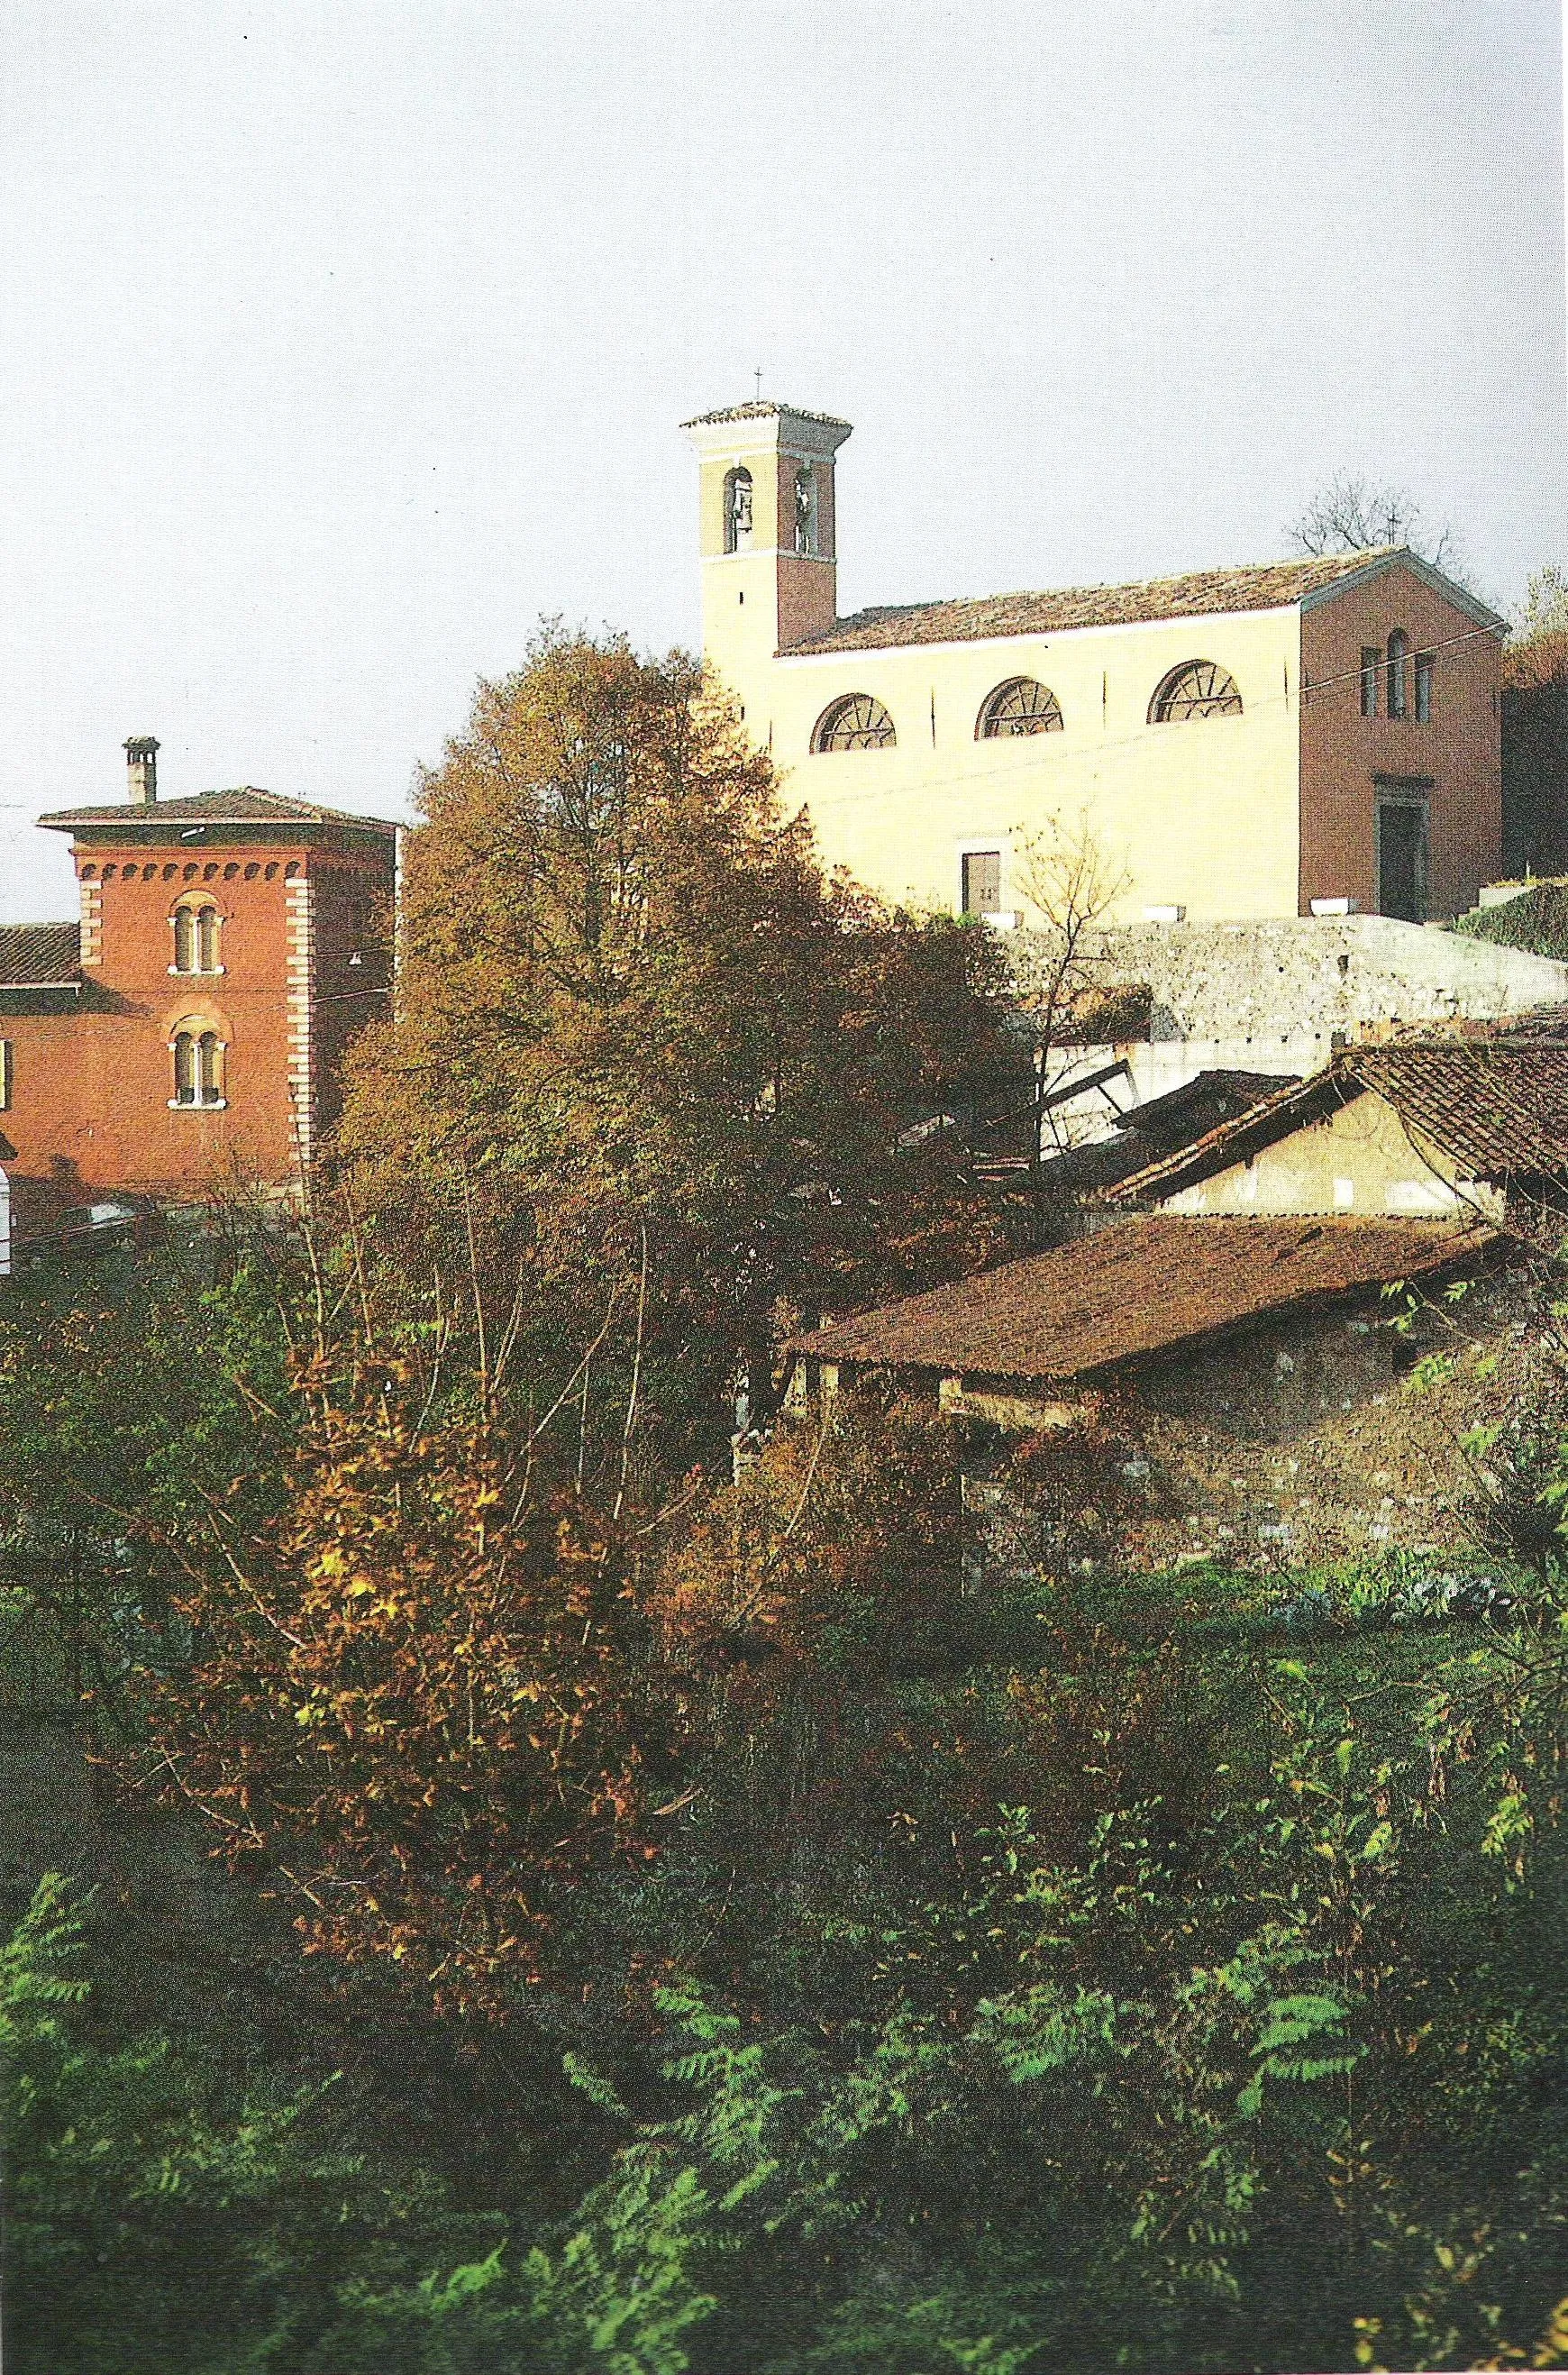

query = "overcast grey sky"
[{"left": 0, "top": 0, "right": 1563, "bottom": 918}]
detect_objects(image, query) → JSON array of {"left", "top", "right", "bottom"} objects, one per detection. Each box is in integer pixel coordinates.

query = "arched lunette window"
[
  {"left": 171, "top": 896, "right": 222, "bottom": 974},
  {"left": 811, "top": 692, "right": 896, "bottom": 752},
  {"left": 1150, "top": 661, "right": 1244, "bottom": 723},
  {"left": 1387, "top": 629, "right": 1410, "bottom": 721},
  {"left": 977, "top": 677, "right": 1064, "bottom": 737},
  {"left": 723, "top": 466, "right": 753, "bottom": 553},
  {"left": 169, "top": 1028, "right": 224, "bottom": 1109}
]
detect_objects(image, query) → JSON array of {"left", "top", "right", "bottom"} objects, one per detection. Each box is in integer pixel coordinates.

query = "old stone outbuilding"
[{"left": 1109, "top": 1036, "right": 1568, "bottom": 1228}]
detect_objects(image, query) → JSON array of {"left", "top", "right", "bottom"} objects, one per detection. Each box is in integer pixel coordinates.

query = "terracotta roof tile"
[
  {"left": 39, "top": 787, "right": 397, "bottom": 835},
  {"left": 0, "top": 922, "right": 81, "bottom": 987},
  {"left": 681, "top": 399, "right": 853, "bottom": 430},
  {"left": 787, "top": 548, "right": 1425, "bottom": 654},
  {"left": 788, "top": 1214, "right": 1485, "bottom": 1384},
  {"left": 1109, "top": 1039, "right": 1568, "bottom": 1205}
]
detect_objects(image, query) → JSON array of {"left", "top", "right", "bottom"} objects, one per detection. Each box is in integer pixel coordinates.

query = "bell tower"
[{"left": 682, "top": 400, "right": 852, "bottom": 704}]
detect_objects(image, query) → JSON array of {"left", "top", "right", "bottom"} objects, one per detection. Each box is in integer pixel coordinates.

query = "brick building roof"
[
  {"left": 38, "top": 787, "right": 398, "bottom": 836},
  {"left": 0, "top": 923, "right": 81, "bottom": 988},
  {"left": 1109, "top": 1039, "right": 1568, "bottom": 1205},
  {"left": 788, "top": 1214, "right": 1485, "bottom": 1385},
  {"left": 785, "top": 546, "right": 1504, "bottom": 655}
]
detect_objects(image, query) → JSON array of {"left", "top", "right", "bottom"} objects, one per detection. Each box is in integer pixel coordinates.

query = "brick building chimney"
[{"left": 124, "top": 735, "right": 159, "bottom": 805}]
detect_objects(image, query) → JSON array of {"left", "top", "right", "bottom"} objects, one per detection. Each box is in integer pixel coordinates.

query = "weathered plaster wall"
[{"left": 1152, "top": 1088, "right": 1496, "bottom": 1220}]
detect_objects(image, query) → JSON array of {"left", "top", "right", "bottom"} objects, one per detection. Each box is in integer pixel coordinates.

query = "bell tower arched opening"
[{"left": 683, "top": 400, "right": 853, "bottom": 705}]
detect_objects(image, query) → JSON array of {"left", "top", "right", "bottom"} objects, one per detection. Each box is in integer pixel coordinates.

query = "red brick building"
[{"left": 0, "top": 740, "right": 397, "bottom": 1247}]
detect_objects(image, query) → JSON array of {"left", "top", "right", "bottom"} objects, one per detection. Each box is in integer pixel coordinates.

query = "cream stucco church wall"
[{"left": 683, "top": 402, "right": 1503, "bottom": 929}]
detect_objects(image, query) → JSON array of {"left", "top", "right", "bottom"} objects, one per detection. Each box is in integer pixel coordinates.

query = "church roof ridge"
[{"left": 784, "top": 545, "right": 1502, "bottom": 654}]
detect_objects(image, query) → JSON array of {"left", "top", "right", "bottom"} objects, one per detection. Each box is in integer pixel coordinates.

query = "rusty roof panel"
[{"left": 788, "top": 1214, "right": 1487, "bottom": 1384}]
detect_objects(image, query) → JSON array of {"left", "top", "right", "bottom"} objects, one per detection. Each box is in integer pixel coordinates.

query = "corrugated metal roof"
[
  {"left": 0, "top": 922, "right": 81, "bottom": 987},
  {"left": 789, "top": 1215, "right": 1484, "bottom": 1384}
]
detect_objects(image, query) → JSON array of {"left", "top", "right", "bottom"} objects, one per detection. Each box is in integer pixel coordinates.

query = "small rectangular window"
[
  {"left": 1360, "top": 648, "right": 1380, "bottom": 717},
  {"left": 0, "top": 1041, "right": 12, "bottom": 1110},
  {"left": 1415, "top": 651, "right": 1434, "bottom": 723},
  {"left": 962, "top": 851, "right": 1002, "bottom": 916}
]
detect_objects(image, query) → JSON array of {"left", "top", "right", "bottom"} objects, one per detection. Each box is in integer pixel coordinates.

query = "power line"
[{"left": 765, "top": 617, "right": 1506, "bottom": 811}]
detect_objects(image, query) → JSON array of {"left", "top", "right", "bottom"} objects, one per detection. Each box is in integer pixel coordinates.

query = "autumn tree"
[
  {"left": 335, "top": 626, "right": 1023, "bottom": 1466},
  {"left": 126, "top": 1327, "right": 679, "bottom": 2016}
]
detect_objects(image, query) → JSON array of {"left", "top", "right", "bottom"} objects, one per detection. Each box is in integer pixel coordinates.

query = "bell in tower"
[{"left": 681, "top": 399, "right": 852, "bottom": 699}]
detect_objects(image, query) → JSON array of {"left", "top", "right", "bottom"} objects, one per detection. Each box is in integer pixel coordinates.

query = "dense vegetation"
[
  {"left": 5, "top": 633, "right": 1568, "bottom": 2371},
  {"left": 1455, "top": 879, "right": 1568, "bottom": 964}
]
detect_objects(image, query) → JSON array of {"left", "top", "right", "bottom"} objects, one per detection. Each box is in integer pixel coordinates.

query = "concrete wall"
[{"left": 1013, "top": 916, "right": 1568, "bottom": 1124}]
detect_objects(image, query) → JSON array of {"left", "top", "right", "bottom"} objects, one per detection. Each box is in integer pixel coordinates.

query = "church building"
[
  {"left": 0, "top": 739, "right": 397, "bottom": 1248},
  {"left": 682, "top": 401, "right": 1505, "bottom": 928}
]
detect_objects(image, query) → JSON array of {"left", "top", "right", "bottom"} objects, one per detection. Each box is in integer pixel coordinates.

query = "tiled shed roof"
[
  {"left": 0, "top": 922, "right": 81, "bottom": 987},
  {"left": 39, "top": 787, "right": 398, "bottom": 836},
  {"left": 788, "top": 1215, "right": 1484, "bottom": 1385},
  {"left": 784, "top": 547, "right": 1500, "bottom": 654},
  {"left": 1109, "top": 1040, "right": 1568, "bottom": 1205}
]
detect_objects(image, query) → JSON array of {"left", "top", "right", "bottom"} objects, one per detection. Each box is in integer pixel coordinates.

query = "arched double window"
[
  {"left": 171, "top": 896, "right": 222, "bottom": 974},
  {"left": 977, "top": 676, "right": 1064, "bottom": 737},
  {"left": 169, "top": 1027, "right": 225, "bottom": 1110},
  {"left": 723, "top": 466, "right": 753, "bottom": 553},
  {"left": 1387, "top": 629, "right": 1409, "bottom": 721},
  {"left": 812, "top": 692, "right": 896, "bottom": 752},
  {"left": 1149, "top": 660, "right": 1244, "bottom": 723}
]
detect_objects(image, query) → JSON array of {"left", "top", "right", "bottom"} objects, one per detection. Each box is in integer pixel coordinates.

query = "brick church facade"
[{"left": 0, "top": 739, "right": 397, "bottom": 1250}]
